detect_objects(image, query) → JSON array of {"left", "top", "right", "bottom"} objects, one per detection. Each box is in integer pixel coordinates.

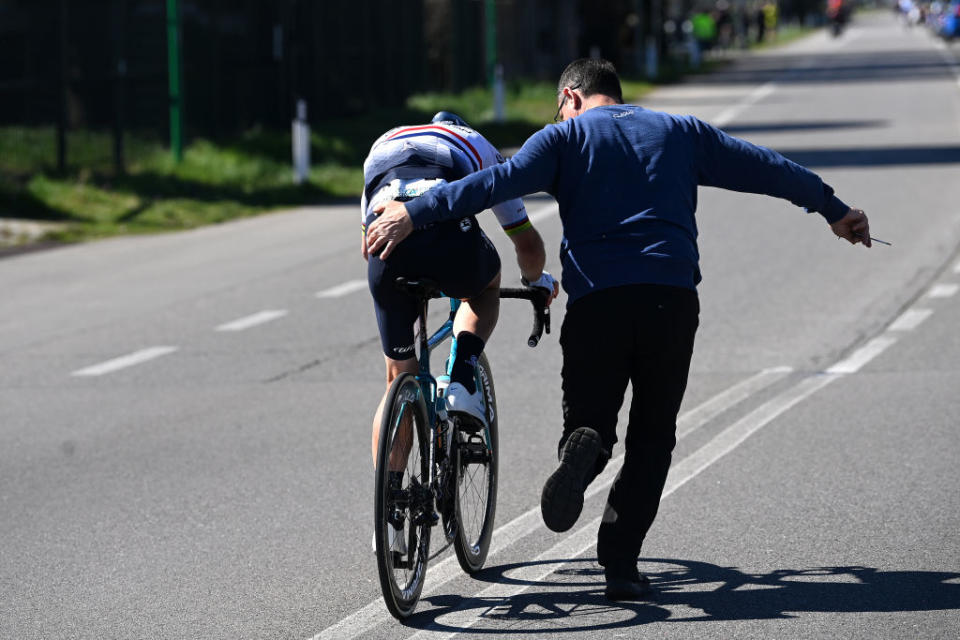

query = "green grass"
[{"left": 0, "top": 27, "right": 812, "bottom": 245}]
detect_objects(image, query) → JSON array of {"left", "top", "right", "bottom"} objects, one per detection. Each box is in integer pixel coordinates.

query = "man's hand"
[
  {"left": 830, "top": 207, "right": 872, "bottom": 248},
  {"left": 366, "top": 200, "right": 414, "bottom": 259},
  {"left": 523, "top": 271, "right": 560, "bottom": 305}
]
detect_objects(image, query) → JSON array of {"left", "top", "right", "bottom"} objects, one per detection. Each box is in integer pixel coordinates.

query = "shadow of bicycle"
[{"left": 404, "top": 557, "right": 960, "bottom": 633}]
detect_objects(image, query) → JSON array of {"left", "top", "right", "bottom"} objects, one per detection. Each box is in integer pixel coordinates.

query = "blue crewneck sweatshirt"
[{"left": 404, "top": 105, "right": 849, "bottom": 303}]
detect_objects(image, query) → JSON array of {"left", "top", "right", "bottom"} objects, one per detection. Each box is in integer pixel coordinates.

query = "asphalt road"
[{"left": 2, "top": 12, "right": 959, "bottom": 640}]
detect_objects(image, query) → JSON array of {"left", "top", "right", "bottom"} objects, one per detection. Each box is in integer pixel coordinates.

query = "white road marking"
[
  {"left": 409, "top": 372, "right": 840, "bottom": 639},
  {"left": 675, "top": 366, "right": 792, "bottom": 439},
  {"left": 826, "top": 336, "right": 898, "bottom": 374},
  {"left": 713, "top": 81, "right": 777, "bottom": 127},
  {"left": 312, "top": 366, "right": 791, "bottom": 640},
  {"left": 317, "top": 279, "right": 367, "bottom": 298},
  {"left": 215, "top": 310, "right": 288, "bottom": 332},
  {"left": 888, "top": 308, "right": 934, "bottom": 332},
  {"left": 71, "top": 346, "right": 179, "bottom": 377},
  {"left": 927, "top": 283, "right": 959, "bottom": 298}
]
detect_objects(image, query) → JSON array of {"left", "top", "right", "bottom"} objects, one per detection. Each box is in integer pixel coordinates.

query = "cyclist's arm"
[{"left": 509, "top": 226, "right": 546, "bottom": 284}]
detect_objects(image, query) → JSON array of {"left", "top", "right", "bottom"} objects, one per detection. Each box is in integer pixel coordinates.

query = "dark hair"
[{"left": 557, "top": 58, "right": 623, "bottom": 103}]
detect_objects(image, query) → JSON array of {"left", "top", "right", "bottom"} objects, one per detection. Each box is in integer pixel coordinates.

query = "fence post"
[
  {"left": 485, "top": 0, "right": 497, "bottom": 87},
  {"left": 112, "top": 0, "right": 127, "bottom": 175},
  {"left": 166, "top": 0, "right": 183, "bottom": 162},
  {"left": 57, "top": 0, "right": 68, "bottom": 173}
]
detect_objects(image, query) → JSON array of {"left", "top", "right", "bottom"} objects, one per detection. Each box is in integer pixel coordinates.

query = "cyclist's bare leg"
[
  {"left": 453, "top": 272, "right": 501, "bottom": 341},
  {"left": 372, "top": 355, "right": 419, "bottom": 470}
]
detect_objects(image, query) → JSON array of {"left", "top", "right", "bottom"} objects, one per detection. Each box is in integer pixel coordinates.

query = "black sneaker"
[
  {"left": 540, "top": 427, "right": 602, "bottom": 532},
  {"left": 604, "top": 572, "right": 653, "bottom": 601}
]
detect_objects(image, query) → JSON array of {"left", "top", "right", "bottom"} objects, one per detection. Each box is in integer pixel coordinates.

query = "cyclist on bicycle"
[{"left": 362, "top": 111, "right": 558, "bottom": 475}]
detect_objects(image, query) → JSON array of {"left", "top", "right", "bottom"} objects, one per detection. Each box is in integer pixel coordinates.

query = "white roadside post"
[
  {"left": 292, "top": 99, "right": 310, "bottom": 185},
  {"left": 493, "top": 64, "right": 505, "bottom": 123},
  {"left": 646, "top": 36, "right": 659, "bottom": 79},
  {"left": 684, "top": 20, "right": 701, "bottom": 69}
]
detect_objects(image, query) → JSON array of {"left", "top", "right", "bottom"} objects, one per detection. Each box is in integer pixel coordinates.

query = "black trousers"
[{"left": 559, "top": 284, "right": 699, "bottom": 577}]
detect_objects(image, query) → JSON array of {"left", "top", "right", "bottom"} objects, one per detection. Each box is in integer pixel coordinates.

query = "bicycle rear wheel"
[
  {"left": 452, "top": 353, "right": 499, "bottom": 574},
  {"left": 374, "top": 373, "right": 432, "bottom": 619}
]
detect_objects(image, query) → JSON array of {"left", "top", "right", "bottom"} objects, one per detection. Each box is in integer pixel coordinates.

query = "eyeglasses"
[{"left": 553, "top": 83, "right": 581, "bottom": 123}]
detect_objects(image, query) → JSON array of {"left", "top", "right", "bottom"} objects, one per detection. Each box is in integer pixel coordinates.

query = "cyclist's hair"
[{"left": 556, "top": 58, "right": 623, "bottom": 104}]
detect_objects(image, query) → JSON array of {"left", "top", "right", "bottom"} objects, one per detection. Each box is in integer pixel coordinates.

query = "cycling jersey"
[
  {"left": 362, "top": 122, "right": 515, "bottom": 360},
  {"left": 360, "top": 123, "right": 531, "bottom": 236}
]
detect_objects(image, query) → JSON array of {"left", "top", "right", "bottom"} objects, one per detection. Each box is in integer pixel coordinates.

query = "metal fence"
[{"left": 0, "top": 0, "right": 430, "bottom": 139}]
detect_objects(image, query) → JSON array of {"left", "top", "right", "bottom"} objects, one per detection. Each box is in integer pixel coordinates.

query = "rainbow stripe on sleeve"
[{"left": 502, "top": 218, "right": 532, "bottom": 236}]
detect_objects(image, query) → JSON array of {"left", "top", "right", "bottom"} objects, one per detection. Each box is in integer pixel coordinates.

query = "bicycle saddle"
[{"left": 394, "top": 277, "right": 445, "bottom": 300}]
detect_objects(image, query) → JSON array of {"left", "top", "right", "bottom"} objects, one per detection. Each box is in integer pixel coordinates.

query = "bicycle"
[{"left": 373, "top": 276, "right": 549, "bottom": 620}]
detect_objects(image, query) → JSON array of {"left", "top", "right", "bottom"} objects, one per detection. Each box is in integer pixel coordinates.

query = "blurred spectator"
[
  {"left": 755, "top": 3, "right": 767, "bottom": 42},
  {"left": 762, "top": 1, "right": 778, "bottom": 41},
  {"left": 692, "top": 10, "right": 718, "bottom": 50},
  {"left": 715, "top": 1, "right": 734, "bottom": 50}
]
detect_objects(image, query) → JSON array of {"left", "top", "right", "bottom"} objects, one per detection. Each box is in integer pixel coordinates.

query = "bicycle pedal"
[{"left": 459, "top": 439, "right": 491, "bottom": 464}]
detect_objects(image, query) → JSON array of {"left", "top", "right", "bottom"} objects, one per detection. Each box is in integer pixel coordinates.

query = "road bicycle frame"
[{"left": 414, "top": 295, "right": 460, "bottom": 434}]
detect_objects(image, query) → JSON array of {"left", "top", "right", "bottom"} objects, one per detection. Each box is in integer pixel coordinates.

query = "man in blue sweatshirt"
[{"left": 366, "top": 58, "right": 872, "bottom": 601}]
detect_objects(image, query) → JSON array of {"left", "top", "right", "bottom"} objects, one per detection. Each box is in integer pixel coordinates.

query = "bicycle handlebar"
[
  {"left": 499, "top": 287, "right": 551, "bottom": 348},
  {"left": 394, "top": 277, "right": 551, "bottom": 348}
]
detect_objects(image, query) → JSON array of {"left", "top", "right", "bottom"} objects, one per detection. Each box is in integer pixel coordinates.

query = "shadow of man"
[{"left": 404, "top": 557, "right": 960, "bottom": 634}]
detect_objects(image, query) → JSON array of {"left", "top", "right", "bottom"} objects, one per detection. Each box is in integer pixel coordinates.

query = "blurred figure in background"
[{"left": 827, "top": 0, "right": 852, "bottom": 36}]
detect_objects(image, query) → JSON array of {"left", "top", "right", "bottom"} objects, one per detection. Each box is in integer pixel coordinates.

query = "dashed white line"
[
  {"left": 317, "top": 279, "right": 367, "bottom": 298},
  {"left": 927, "top": 283, "right": 959, "bottom": 298},
  {"left": 215, "top": 310, "right": 288, "bottom": 332},
  {"left": 71, "top": 346, "right": 179, "bottom": 377},
  {"left": 888, "top": 308, "right": 934, "bottom": 332},
  {"left": 675, "top": 366, "right": 792, "bottom": 439},
  {"left": 826, "top": 336, "right": 898, "bottom": 374},
  {"left": 713, "top": 81, "right": 777, "bottom": 127}
]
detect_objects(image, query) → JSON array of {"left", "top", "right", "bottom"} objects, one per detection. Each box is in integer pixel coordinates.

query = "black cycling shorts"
[{"left": 368, "top": 216, "right": 501, "bottom": 360}]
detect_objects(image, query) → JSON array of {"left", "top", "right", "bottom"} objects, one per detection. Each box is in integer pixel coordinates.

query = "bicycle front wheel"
[
  {"left": 374, "top": 373, "right": 432, "bottom": 619},
  {"left": 452, "top": 353, "right": 499, "bottom": 574}
]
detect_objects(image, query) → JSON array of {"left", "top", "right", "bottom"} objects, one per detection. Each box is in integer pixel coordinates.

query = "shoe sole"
[
  {"left": 541, "top": 427, "right": 602, "bottom": 532},
  {"left": 449, "top": 411, "right": 486, "bottom": 433}
]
